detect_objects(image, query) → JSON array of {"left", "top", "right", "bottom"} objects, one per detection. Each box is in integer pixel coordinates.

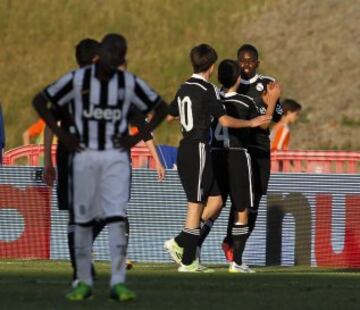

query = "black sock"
[
  {"left": 232, "top": 224, "right": 249, "bottom": 265},
  {"left": 180, "top": 228, "right": 200, "bottom": 265},
  {"left": 225, "top": 207, "right": 235, "bottom": 245},
  {"left": 175, "top": 230, "right": 187, "bottom": 247},
  {"left": 198, "top": 219, "right": 214, "bottom": 247},
  {"left": 248, "top": 211, "right": 258, "bottom": 236},
  {"left": 67, "top": 224, "right": 76, "bottom": 281}
]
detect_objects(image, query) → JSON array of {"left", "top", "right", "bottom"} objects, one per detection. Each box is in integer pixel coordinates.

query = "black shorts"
[
  {"left": 212, "top": 149, "right": 253, "bottom": 211},
  {"left": 177, "top": 140, "right": 220, "bottom": 203},
  {"left": 248, "top": 147, "right": 270, "bottom": 196},
  {"left": 56, "top": 143, "right": 71, "bottom": 211}
]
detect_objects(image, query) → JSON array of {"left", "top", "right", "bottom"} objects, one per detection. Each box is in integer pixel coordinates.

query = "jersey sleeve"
[
  {"left": 168, "top": 97, "right": 179, "bottom": 117},
  {"left": 128, "top": 106, "right": 153, "bottom": 142},
  {"left": 272, "top": 100, "right": 283, "bottom": 122},
  {"left": 131, "top": 76, "right": 162, "bottom": 114},
  {"left": 208, "top": 84, "right": 226, "bottom": 118},
  {"left": 43, "top": 72, "right": 75, "bottom": 107}
]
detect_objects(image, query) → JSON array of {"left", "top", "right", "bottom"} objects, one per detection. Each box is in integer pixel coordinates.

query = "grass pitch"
[{"left": 0, "top": 260, "right": 359, "bottom": 310}]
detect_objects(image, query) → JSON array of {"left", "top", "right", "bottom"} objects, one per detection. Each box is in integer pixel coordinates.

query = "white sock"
[
  {"left": 75, "top": 225, "right": 93, "bottom": 286},
  {"left": 108, "top": 221, "right": 128, "bottom": 286}
]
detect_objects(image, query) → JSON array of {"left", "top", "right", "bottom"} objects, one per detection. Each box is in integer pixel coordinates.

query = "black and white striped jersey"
[
  {"left": 43, "top": 64, "right": 161, "bottom": 150},
  {"left": 211, "top": 92, "right": 257, "bottom": 150},
  {"left": 237, "top": 74, "right": 283, "bottom": 150},
  {"left": 168, "top": 74, "right": 226, "bottom": 143}
]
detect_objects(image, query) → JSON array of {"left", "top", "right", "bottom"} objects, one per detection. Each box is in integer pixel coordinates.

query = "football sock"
[
  {"left": 225, "top": 207, "right": 235, "bottom": 245},
  {"left": 108, "top": 221, "right": 128, "bottom": 286},
  {"left": 75, "top": 224, "right": 93, "bottom": 286},
  {"left": 180, "top": 228, "right": 200, "bottom": 265},
  {"left": 232, "top": 224, "right": 249, "bottom": 265},
  {"left": 248, "top": 211, "right": 258, "bottom": 235},
  {"left": 198, "top": 219, "right": 214, "bottom": 247}
]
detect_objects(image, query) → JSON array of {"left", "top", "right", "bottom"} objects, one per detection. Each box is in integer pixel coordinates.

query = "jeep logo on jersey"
[
  {"left": 83, "top": 105, "right": 122, "bottom": 121},
  {"left": 256, "top": 83, "right": 264, "bottom": 91}
]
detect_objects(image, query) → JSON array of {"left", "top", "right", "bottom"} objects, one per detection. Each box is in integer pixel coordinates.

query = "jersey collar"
[
  {"left": 240, "top": 74, "right": 259, "bottom": 85},
  {"left": 224, "top": 92, "right": 238, "bottom": 97},
  {"left": 191, "top": 74, "right": 208, "bottom": 82}
]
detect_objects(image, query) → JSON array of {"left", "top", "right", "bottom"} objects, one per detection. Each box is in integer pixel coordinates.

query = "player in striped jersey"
[
  {"left": 164, "top": 44, "right": 270, "bottom": 273},
  {"left": 33, "top": 33, "right": 168, "bottom": 301}
]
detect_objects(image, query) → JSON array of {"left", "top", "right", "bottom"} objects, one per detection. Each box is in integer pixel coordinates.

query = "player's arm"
[
  {"left": 128, "top": 107, "right": 165, "bottom": 181},
  {"left": 260, "top": 81, "right": 282, "bottom": 129},
  {"left": 32, "top": 92, "right": 79, "bottom": 151},
  {"left": 219, "top": 114, "right": 270, "bottom": 128},
  {"left": 43, "top": 126, "right": 56, "bottom": 186},
  {"left": 166, "top": 98, "right": 179, "bottom": 122},
  {"left": 209, "top": 86, "right": 270, "bottom": 129}
]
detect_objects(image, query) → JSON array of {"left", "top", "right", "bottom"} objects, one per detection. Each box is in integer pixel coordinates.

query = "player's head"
[
  {"left": 217, "top": 59, "right": 241, "bottom": 90},
  {"left": 75, "top": 38, "right": 100, "bottom": 67},
  {"left": 190, "top": 44, "right": 218, "bottom": 75},
  {"left": 99, "top": 33, "right": 127, "bottom": 69},
  {"left": 282, "top": 98, "right": 302, "bottom": 123},
  {"left": 237, "top": 44, "right": 259, "bottom": 79}
]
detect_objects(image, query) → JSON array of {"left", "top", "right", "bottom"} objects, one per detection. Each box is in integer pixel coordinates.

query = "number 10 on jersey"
[{"left": 178, "top": 96, "right": 194, "bottom": 132}]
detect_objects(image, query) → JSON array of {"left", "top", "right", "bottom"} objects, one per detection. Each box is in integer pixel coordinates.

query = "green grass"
[{"left": 0, "top": 260, "right": 359, "bottom": 310}]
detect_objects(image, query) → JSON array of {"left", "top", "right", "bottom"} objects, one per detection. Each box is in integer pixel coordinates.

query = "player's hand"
[
  {"left": 262, "top": 82, "right": 281, "bottom": 107},
  {"left": 249, "top": 115, "right": 271, "bottom": 127},
  {"left": 155, "top": 162, "right": 166, "bottom": 182},
  {"left": 43, "top": 165, "right": 56, "bottom": 186}
]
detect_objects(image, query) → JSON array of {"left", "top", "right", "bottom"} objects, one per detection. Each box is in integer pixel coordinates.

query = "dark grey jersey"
[
  {"left": 169, "top": 74, "right": 226, "bottom": 143},
  {"left": 211, "top": 92, "right": 257, "bottom": 149},
  {"left": 237, "top": 74, "right": 283, "bottom": 150}
]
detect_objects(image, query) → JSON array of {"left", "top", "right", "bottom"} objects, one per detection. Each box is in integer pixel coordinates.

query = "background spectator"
[{"left": 271, "top": 99, "right": 302, "bottom": 151}]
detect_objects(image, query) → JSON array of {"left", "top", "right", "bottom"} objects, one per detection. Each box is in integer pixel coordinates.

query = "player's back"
[
  {"left": 211, "top": 92, "right": 255, "bottom": 150},
  {"left": 169, "top": 74, "right": 225, "bottom": 144}
]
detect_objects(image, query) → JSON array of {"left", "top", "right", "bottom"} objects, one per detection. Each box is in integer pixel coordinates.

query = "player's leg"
[
  {"left": 101, "top": 150, "right": 135, "bottom": 301},
  {"left": 66, "top": 150, "right": 98, "bottom": 300},
  {"left": 198, "top": 149, "right": 228, "bottom": 249},
  {"left": 228, "top": 150, "right": 255, "bottom": 273},
  {"left": 247, "top": 148, "right": 270, "bottom": 236}
]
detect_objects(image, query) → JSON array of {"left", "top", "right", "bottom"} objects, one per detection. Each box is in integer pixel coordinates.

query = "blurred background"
[{"left": 0, "top": 0, "right": 359, "bottom": 150}]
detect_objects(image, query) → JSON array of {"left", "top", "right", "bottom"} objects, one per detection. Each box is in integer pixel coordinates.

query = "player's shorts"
[
  {"left": 69, "top": 149, "right": 130, "bottom": 225},
  {"left": 177, "top": 140, "right": 220, "bottom": 203},
  {"left": 212, "top": 148, "right": 253, "bottom": 211},
  {"left": 227, "top": 149, "right": 254, "bottom": 211},
  {"left": 248, "top": 147, "right": 270, "bottom": 196},
  {"left": 211, "top": 149, "right": 229, "bottom": 204}
]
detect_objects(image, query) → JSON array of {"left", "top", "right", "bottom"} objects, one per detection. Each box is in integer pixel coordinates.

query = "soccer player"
[
  {"left": 164, "top": 44, "right": 270, "bottom": 272},
  {"left": 235, "top": 44, "right": 283, "bottom": 239},
  {"left": 33, "top": 33, "right": 168, "bottom": 301},
  {"left": 219, "top": 44, "right": 283, "bottom": 260},
  {"left": 43, "top": 38, "right": 102, "bottom": 286},
  {"left": 271, "top": 98, "right": 302, "bottom": 151}
]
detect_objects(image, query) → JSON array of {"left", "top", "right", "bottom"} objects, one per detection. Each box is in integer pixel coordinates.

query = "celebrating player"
[
  {"left": 33, "top": 33, "right": 168, "bottom": 301},
  {"left": 164, "top": 44, "right": 270, "bottom": 272}
]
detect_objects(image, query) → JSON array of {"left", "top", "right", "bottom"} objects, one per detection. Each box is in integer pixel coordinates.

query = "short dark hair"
[
  {"left": 190, "top": 44, "right": 218, "bottom": 73},
  {"left": 282, "top": 99, "right": 302, "bottom": 114},
  {"left": 218, "top": 59, "right": 240, "bottom": 89},
  {"left": 100, "top": 33, "right": 127, "bottom": 68},
  {"left": 237, "top": 44, "right": 259, "bottom": 60},
  {"left": 75, "top": 38, "right": 100, "bottom": 67}
]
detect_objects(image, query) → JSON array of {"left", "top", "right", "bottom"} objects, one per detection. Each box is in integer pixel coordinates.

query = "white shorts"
[{"left": 70, "top": 149, "right": 130, "bottom": 224}]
